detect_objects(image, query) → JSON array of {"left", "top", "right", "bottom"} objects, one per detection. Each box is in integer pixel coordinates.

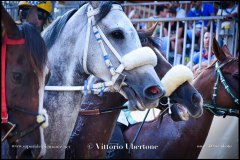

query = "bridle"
[
  {"left": 203, "top": 59, "right": 239, "bottom": 117},
  {"left": 44, "top": 3, "right": 157, "bottom": 100},
  {"left": 1, "top": 34, "right": 48, "bottom": 143}
]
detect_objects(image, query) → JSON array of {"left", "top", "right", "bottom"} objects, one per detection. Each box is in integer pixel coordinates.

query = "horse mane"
[
  {"left": 42, "top": 8, "right": 77, "bottom": 49},
  {"left": 43, "top": 1, "right": 122, "bottom": 50},
  {"left": 19, "top": 22, "right": 48, "bottom": 78}
]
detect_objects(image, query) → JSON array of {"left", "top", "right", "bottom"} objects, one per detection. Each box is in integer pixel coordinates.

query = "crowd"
[{"left": 128, "top": 1, "right": 238, "bottom": 66}]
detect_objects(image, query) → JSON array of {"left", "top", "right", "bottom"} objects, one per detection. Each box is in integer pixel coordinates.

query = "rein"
[
  {"left": 128, "top": 106, "right": 170, "bottom": 154},
  {"left": 203, "top": 60, "right": 239, "bottom": 117},
  {"left": 79, "top": 106, "right": 128, "bottom": 116},
  {"left": 1, "top": 34, "right": 48, "bottom": 143}
]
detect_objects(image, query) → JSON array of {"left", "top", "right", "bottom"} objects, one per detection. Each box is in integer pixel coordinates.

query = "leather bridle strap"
[
  {"left": 8, "top": 120, "right": 45, "bottom": 144},
  {"left": 1, "top": 34, "right": 25, "bottom": 124},
  {"left": 79, "top": 106, "right": 127, "bottom": 116}
]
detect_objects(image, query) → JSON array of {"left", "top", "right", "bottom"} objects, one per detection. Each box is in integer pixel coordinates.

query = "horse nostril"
[
  {"left": 192, "top": 93, "right": 201, "bottom": 106},
  {"left": 144, "top": 85, "right": 165, "bottom": 100},
  {"left": 149, "top": 86, "right": 159, "bottom": 94}
]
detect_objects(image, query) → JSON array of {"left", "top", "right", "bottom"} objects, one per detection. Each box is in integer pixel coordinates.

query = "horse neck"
[
  {"left": 67, "top": 93, "right": 126, "bottom": 158},
  {"left": 46, "top": 7, "right": 88, "bottom": 87},
  {"left": 124, "top": 110, "right": 215, "bottom": 159}
]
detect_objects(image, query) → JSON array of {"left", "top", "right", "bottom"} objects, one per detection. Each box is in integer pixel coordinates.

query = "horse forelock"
[
  {"left": 20, "top": 23, "right": 47, "bottom": 79},
  {"left": 88, "top": 1, "right": 122, "bottom": 24},
  {"left": 96, "top": 2, "right": 112, "bottom": 23}
]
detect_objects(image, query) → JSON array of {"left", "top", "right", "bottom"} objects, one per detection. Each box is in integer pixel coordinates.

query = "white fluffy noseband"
[
  {"left": 36, "top": 108, "right": 49, "bottom": 128},
  {"left": 121, "top": 47, "right": 157, "bottom": 70},
  {"left": 161, "top": 65, "right": 194, "bottom": 97}
]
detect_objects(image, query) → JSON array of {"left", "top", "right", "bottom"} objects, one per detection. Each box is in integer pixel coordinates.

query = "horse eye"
[
  {"left": 12, "top": 72, "right": 23, "bottom": 84},
  {"left": 111, "top": 30, "right": 124, "bottom": 39}
]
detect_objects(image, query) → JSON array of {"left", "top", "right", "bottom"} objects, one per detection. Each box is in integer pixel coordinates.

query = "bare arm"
[
  {"left": 163, "top": 27, "right": 168, "bottom": 37},
  {"left": 170, "top": 26, "right": 183, "bottom": 41}
]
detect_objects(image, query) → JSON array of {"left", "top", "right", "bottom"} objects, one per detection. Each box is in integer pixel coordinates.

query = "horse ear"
[
  {"left": 1, "top": 3, "right": 20, "bottom": 37},
  {"left": 138, "top": 22, "right": 158, "bottom": 37},
  {"left": 222, "top": 44, "right": 233, "bottom": 58},
  {"left": 212, "top": 37, "right": 226, "bottom": 62},
  {"left": 26, "top": 6, "right": 41, "bottom": 32},
  {"left": 89, "top": 1, "right": 101, "bottom": 9}
]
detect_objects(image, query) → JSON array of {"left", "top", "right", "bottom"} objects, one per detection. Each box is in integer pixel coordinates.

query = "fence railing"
[
  {"left": 130, "top": 16, "right": 238, "bottom": 67},
  {"left": 122, "top": 1, "right": 219, "bottom": 19},
  {"left": 3, "top": 1, "right": 238, "bottom": 68}
]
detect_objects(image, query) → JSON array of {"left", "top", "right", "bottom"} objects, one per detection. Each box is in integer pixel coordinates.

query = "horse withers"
[
  {"left": 123, "top": 38, "right": 239, "bottom": 159},
  {"left": 42, "top": 2, "right": 166, "bottom": 158},
  {"left": 1, "top": 4, "right": 49, "bottom": 159}
]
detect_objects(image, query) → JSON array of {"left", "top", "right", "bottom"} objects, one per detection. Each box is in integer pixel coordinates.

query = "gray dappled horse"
[{"left": 42, "top": 1, "right": 166, "bottom": 158}]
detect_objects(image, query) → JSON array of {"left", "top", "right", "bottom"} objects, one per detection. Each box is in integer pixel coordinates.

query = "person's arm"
[
  {"left": 177, "top": 24, "right": 184, "bottom": 39},
  {"left": 225, "top": 5, "right": 239, "bottom": 18},
  {"left": 187, "top": 11, "right": 194, "bottom": 29},
  {"left": 225, "top": 12, "right": 238, "bottom": 18},
  {"left": 163, "top": 27, "right": 168, "bottom": 37},
  {"left": 170, "top": 23, "right": 184, "bottom": 41}
]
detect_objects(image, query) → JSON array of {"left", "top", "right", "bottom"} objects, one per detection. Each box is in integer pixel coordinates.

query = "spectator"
[
  {"left": 152, "top": 5, "right": 169, "bottom": 37},
  {"left": 217, "top": 1, "right": 238, "bottom": 46},
  {"left": 161, "top": 7, "right": 185, "bottom": 65},
  {"left": 187, "top": 1, "right": 216, "bottom": 50},
  {"left": 187, "top": 31, "right": 215, "bottom": 69},
  {"left": 217, "top": 1, "right": 238, "bottom": 19},
  {"left": 188, "top": 1, "right": 215, "bottom": 30},
  {"left": 169, "top": 1, "right": 186, "bottom": 18},
  {"left": 17, "top": 1, "right": 53, "bottom": 32},
  {"left": 128, "top": 9, "right": 146, "bottom": 30}
]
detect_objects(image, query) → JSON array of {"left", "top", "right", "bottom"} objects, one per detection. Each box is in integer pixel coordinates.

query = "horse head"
[
  {"left": 1, "top": 4, "right": 49, "bottom": 159},
  {"left": 43, "top": 1, "right": 165, "bottom": 111},
  {"left": 138, "top": 24, "right": 203, "bottom": 120},
  {"left": 193, "top": 38, "right": 239, "bottom": 117},
  {"left": 87, "top": 2, "right": 166, "bottom": 110}
]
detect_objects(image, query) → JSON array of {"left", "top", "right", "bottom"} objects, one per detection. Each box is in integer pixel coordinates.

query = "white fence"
[
  {"left": 130, "top": 16, "right": 239, "bottom": 67},
  {"left": 2, "top": 1, "right": 238, "bottom": 68}
]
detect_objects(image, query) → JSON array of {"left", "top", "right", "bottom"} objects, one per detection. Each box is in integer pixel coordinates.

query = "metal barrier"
[
  {"left": 122, "top": 1, "right": 218, "bottom": 19},
  {"left": 129, "top": 16, "right": 238, "bottom": 69},
  {"left": 3, "top": 1, "right": 238, "bottom": 68}
]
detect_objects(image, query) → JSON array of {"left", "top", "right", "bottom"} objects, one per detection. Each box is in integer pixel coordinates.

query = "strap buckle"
[{"left": 1, "top": 121, "right": 16, "bottom": 142}]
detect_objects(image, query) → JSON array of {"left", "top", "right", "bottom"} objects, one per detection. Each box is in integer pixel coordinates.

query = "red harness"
[{"left": 1, "top": 34, "right": 25, "bottom": 123}]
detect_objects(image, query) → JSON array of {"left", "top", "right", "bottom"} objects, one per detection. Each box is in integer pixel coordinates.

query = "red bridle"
[{"left": 1, "top": 34, "right": 25, "bottom": 124}]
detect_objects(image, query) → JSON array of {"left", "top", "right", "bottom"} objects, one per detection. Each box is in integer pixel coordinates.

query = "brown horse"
[
  {"left": 123, "top": 38, "right": 239, "bottom": 159},
  {"left": 65, "top": 24, "right": 203, "bottom": 159},
  {"left": 1, "top": 5, "right": 49, "bottom": 159}
]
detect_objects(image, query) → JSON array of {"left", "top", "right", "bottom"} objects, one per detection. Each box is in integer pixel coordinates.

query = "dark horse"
[
  {"left": 65, "top": 24, "right": 203, "bottom": 159},
  {"left": 123, "top": 38, "right": 239, "bottom": 159},
  {"left": 1, "top": 5, "right": 49, "bottom": 159}
]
